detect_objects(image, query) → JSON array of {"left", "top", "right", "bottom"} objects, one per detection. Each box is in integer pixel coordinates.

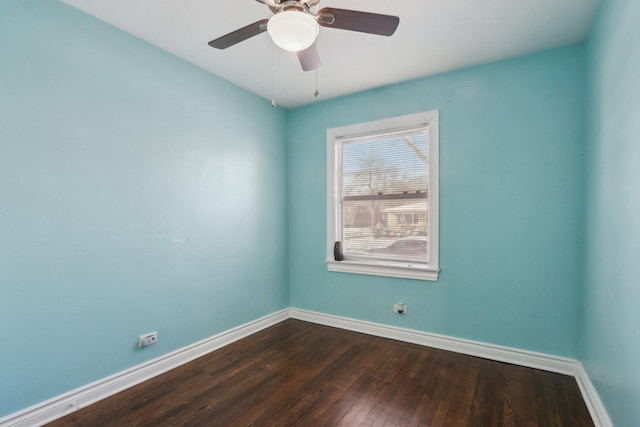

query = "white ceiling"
[{"left": 61, "top": 0, "right": 601, "bottom": 109}]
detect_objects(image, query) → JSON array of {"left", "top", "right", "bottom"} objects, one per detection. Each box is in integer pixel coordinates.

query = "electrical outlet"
[
  {"left": 393, "top": 303, "right": 407, "bottom": 315},
  {"left": 138, "top": 332, "right": 157, "bottom": 348}
]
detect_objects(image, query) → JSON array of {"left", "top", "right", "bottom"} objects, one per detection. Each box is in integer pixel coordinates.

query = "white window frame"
[{"left": 326, "top": 111, "right": 440, "bottom": 281}]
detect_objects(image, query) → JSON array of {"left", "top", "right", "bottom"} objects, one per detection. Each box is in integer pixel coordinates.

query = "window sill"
[{"left": 326, "top": 259, "right": 439, "bottom": 281}]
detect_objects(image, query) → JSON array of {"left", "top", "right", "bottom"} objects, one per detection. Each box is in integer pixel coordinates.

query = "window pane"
[{"left": 339, "top": 128, "right": 429, "bottom": 263}]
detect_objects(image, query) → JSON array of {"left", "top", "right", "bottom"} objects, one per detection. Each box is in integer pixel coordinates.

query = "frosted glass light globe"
[{"left": 267, "top": 10, "right": 319, "bottom": 52}]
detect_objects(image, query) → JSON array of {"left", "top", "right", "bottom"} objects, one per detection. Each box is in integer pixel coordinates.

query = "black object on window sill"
[{"left": 334, "top": 241, "right": 344, "bottom": 261}]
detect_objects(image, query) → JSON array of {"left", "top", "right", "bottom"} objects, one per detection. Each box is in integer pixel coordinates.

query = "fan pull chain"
[
  {"left": 314, "top": 41, "right": 320, "bottom": 99},
  {"left": 271, "top": 42, "right": 276, "bottom": 108}
]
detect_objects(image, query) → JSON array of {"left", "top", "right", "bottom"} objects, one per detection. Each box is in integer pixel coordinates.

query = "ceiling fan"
[{"left": 208, "top": 0, "right": 400, "bottom": 72}]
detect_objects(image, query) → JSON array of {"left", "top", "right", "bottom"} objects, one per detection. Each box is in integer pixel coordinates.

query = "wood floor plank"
[{"left": 47, "top": 320, "right": 595, "bottom": 427}]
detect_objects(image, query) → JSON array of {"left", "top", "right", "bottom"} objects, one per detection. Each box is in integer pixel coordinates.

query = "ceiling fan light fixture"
[{"left": 267, "top": 9, "right": 318, "bottom": 52}]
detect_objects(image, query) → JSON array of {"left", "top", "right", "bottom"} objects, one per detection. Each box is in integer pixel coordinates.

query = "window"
[{"left": 326, "top": 111, "right": 439, "bottom": 281}]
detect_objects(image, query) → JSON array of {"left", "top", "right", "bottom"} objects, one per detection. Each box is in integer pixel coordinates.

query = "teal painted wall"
[
  {"left": 0, "top": 1, "right": 288, "bottom": 416},
  {"left": 288, "top": 45, "right": 587, "bottom": 358},
  {"left": 584, "top": 0, "right": 640, "bottom": 426}
]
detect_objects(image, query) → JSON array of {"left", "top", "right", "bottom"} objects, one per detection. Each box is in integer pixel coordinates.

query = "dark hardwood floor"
[{"left": 48, "top": 319, "right": 594, "bottom": 426}]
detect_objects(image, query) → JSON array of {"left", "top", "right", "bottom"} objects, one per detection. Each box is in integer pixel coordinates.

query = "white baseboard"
[
  {"left": 0, "top": 307, "right": 612, "bottom": 427},
  {"left": 289, "top": 308, "right": 578, "bottom": 375},
  {"left": 289, "top": 308, "right": 613, "bottom": 427},
  {"left": 0, "top": 309, "right": 289, "bottom": 427},
  {"left": 574, "top": 363, "right": 613, "bottom": 427}
]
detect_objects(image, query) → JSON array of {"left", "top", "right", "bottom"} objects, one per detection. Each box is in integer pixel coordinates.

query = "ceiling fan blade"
[
  {"left": 297, "top": 42, "right": 321, "bottom": 71},
  {"left": 254, "top": 0, "right": 276, "bottom": 6},
  {"left": 208, "top": 19, "right": 269, "bottom": 50},
  {"left": 317, "top": 8, "right": 399, "bottom": 36}
]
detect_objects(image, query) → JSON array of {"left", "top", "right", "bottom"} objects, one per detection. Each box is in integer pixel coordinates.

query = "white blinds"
[{"left": 336, "top": 126, "right": 429, "bottom": 263}]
